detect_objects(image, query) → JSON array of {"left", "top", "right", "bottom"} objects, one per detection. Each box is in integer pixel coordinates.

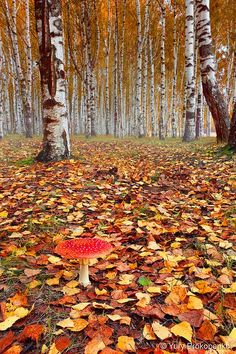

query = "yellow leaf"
[
  {"left": 69, "top": 318, "right": 88, "bottom": 332},
  {"left": 187, "top": 296, "right": 203, "bottom": 310},
  {"left": 135, "top": 292, "right": 151, "bottom": 308},
  {"left": 107, "top": 314, "right": 121, "bottom": 321},
  {"left": 147, "top": 286, "right": 161, "bottom": 294},
  {"left": 0, "top": 210, "right": 8, "bottom": 218},
  {"left": 118, "top": 274, "right": 135, "bottom": 285},
  {"left": 62, "top": 286, "right": 80, "bottom": 296},
  {"left": 0, "top": 316, "right": 20, "bottom": 331},
  {"left": 72, "top": 302, "right": 90, "bottom": 311},
  {"left": 230, "top": 328, "right": 236, "bottom": 339},
  {"left": 28, "top": 280, "right": 41, "bottom": 289},
  {"left": 117, "top": 298, "right": 136, "bottom": 304},
  {"left": 66, "top": 280, "right": 79, "bottom": 288},
  {"left": 48, "top": 256, "right": 61, "bottom": 264},
  {"left": 95, "top": 288, "right": 108, "bottom": 296},
  {"left": 116, "top": 336, "right": 136, "bottom": 352},
  {"left": 223, "top": 283, "right": 236, "bottom": 293},
  {"left": 57, "top": 318, "right": 74, "bottom": 328},
  {"left": 171, "top": 321, "right": 192, "bottom": 342},
  {"left": 0, "top": 308, "right": 29, "bottom": 331},
  {"left": 46, "top": 278, "right": 60, "bottom": 286},
  {"left": 14, "top": 307, "right": 29, "bottom": 318},
  {"left": 152, "top": 322, "right": 172, "bottom": 340},
  {"left": 48, "top": 343, "right": 60, "bottom": 354},
  {"left": 143, "top": 324, "right": 156, "bottom": 340},
  {"left": 92, "top": 302, "right": 114, "bottom": 310}
]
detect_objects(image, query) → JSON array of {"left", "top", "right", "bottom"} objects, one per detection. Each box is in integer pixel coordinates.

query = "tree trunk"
[
  {"left": 171, "top": 0, "right": 178, "bottom": 138},
  {"left": 159, "top": 7, "right": 166, "bottom": 140},
  {"left": 136, "top": 0, "right": 144, "bottom": 137},
  {"left": 195, "top": 0, "right": 230, "bottom": 142},
  {"left": 11, "top": 0, "right": 33, "bottom": 138},
  {"left": 183, "top": 0, "right": 196, "bottom": 142},
  {"left": 35, "top": 0, "right": 70, "bottom": 162},
  {"left": 196, "top": 78, "right": 203, "bottom": 138},
  {"left": 228, "top": 101, "right": 236, "bottom": 150}
]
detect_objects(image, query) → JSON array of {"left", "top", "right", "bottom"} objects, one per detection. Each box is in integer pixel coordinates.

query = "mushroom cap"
[{"left": 55, "top": 238, "right": 113, "bottom": 259}]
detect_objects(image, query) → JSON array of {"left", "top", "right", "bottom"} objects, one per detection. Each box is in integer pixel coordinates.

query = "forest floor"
[{"left": 0, "top": 136, "right": 235, "bottom": 354}]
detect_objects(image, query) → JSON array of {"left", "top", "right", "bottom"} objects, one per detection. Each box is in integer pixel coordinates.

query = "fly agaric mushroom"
[{"left": 55, "top": 238, "right": 113, "bottom": 287}]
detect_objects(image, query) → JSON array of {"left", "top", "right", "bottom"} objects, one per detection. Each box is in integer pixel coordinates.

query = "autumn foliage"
[{"left": 0, "top": 137, "right": 235, "bottom": 353}]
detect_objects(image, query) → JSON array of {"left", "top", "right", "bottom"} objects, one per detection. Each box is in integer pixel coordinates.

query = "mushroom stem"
[{"left": 79, "top": 263, "right": 90, "bottom": 286}]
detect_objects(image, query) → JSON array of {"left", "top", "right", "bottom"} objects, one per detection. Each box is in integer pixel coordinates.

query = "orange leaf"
[
  {"left": 18, "top": 324, "right": 44, "bottom": 343},
  {"left": 55, "top": 335, "right": 71, "bottom": 351},
  {"left": 3, "top": 345, "right": 22, "bottom": 354},
  {"left": 196, "top": 319, "right": 217, "bottom": 341},
  {"left": 116, "top": 336, "right": 136, "bottom": 352},
  {"left": 85, "top": 336, "right": 106, "bottom": 354},
  {"left": 0, "top": 331, "right": 15, "bottom": 352},
  {"left": 9, "top": 293, "right": 28, "bottom": 307}
]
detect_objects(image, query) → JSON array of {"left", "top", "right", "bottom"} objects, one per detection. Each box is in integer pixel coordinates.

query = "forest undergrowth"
[{"left": 0, "top": 136, "right": 235, "bottom": 354}]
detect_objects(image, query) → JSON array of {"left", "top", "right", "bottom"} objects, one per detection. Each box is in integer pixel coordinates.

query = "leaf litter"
[{"left": 0, "top": 137, "right": 235, "bottom": 353}]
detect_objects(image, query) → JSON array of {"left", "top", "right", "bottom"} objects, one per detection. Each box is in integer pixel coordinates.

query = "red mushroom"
[{"left": 55, "top": 238, "right": 113, "bottom": 286}]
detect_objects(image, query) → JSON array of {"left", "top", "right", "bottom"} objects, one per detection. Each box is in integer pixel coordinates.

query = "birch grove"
[{"left": 0, "top": 0, "right": 234, "bottom": 152}]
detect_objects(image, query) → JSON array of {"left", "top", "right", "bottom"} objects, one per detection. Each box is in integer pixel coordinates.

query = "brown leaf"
[
  {"left": 196, "top": 319, "right": 217, "bottom": 341},
  {"left": 178, "top": 309, "right": 204, "bottom": 328}
]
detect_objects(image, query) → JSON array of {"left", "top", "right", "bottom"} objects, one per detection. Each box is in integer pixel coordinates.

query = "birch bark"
[
  {"left": 171, "top": 0, "right": 178, "bottom": 138},
  {"left": 195, "top": 0, "right": 230, "bottom": 142},
  {"left": 159, "top": 6, "right": 166, "bottom": 140},
  {"left": 35, "top": 0, "right": 70, "bottom": 162},
  {"left": 183, "top": 0, "right": 195, "bottom": 142},
  {"left": 136, "top": 0, "right": 144, "bottom": 137},
  {"left": 10, "top": 0, "right": 33, "bottom": 138}
]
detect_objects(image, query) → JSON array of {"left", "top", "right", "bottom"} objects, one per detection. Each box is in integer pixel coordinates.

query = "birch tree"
[
  {"left": 0, "top": 34, "right": 4, "bottom": 139},
  {"left": 171, "top": 0, "right": 178, "bottom": 138},
  {"left": 195, "top": 0, "right": 230, "bottom": 142},
  {"left": 136, "top": 0, "right": 144, "bottom": 137},
  {"left": 35, "top": 0, "right": 70, "bottom": 162},
  {"left": 159, "top": 6, "right": 166, "bottom": 140},
  {"left": 4, "top": 0, "right": 33, "bottom": 138},
  {"left": 183, "top": 0, "right": 195, "bottom": 142}
]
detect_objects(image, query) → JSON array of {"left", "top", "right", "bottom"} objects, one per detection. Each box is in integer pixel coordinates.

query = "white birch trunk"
[
  {"left": 114, "top": 0, "right": 119, "bottom": 137},
  {"left": 196, "top": 78, "right": 203, "bottom": 138},
  {"left": 10, "top": 0, "right": 33, "bottom": 138},
  {"left": 195, "top": 0, "right": 230, "bottom": 142},
  {"left": 136, "top": 0, "right": 144, "bottom": 137},
  {"left": 159, "top": 7, "right": 166, "bottom": 140},
  {"left": 35, "top": 0, "right": 70, "bottom": 162},
  {"left": 142, "top": 0, "right": 150, "bottom": 136},
  {"left": 183, "top": 0, "right": 196, "bottom": 142},
  {"left": 149, "top": 38, "right": 156, "bottom": 137},
  {"left": 171, "top": 0, "right": 178, "bottom": 138},
  {"left": 0, "top": 37, "right": 4, "bottom": 139}
]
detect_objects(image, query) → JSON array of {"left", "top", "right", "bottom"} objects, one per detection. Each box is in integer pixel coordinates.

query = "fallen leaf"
[
  {"left": 18, "top": 324, "right": 44, "bottom": 343},
  {"left": 116, "top": 336, "right": 136, "bottom": 352},
  {"left": 152, "top": 322, "right": 172, "bottom": 340},
  {"left": 24, "top": 269, "right": 41, "bottom": 277},
  {"left": 143, "top": 323, "right": 156, "bottom": 340},
  {"left": 187, "top": 296, "right": 203, "bottom": 310},
  {"left": 57, "top": 318, "right": 74, "bottom": 328},
  {"left": 69, "top": 318, "right": 88, "bottom": 332},
  {"left": 196, "top": 319, "right": 217, "bottom": 341},
  {"left": 85, "top": 336, "right": 106, "bottom": 354},
  {"left": 170, "top": 321, "right": 193, "bottom": 342},
  {"left": 55, "top": 335, "right": 71, "bottom": 351}
]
